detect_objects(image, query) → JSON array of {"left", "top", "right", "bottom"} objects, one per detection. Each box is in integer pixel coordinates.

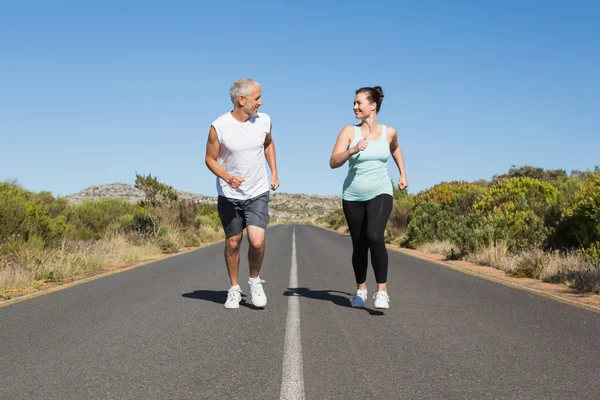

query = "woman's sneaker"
[
  {"left": 351, "top": 289, "right": 368, "bottom": 307},
  {"left": 373, "top": 291, "right": 390, "bottom": 309},
  {"left": 224, "top": 287, "right": 243, "bottom": 309}
]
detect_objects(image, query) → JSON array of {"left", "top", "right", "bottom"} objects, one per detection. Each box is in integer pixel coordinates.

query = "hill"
[{"left": 66, "top": 183, "right": 341, "bottom": 223}]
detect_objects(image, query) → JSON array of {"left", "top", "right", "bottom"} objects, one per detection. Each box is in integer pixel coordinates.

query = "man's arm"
[
  {"left": 264, "top": 123, "right": 279, "bottom": 190},
  {"left": 205, "top": 125, "right": 245, "bottom": 189}
]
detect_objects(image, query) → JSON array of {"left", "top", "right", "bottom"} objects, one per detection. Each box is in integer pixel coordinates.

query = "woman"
[{"left": 329, "top": 86, "right": 408, "bottom": 309}]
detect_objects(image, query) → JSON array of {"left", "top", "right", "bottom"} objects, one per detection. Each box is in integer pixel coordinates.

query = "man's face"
[{"left": 241, "top": 84, "right": 262, "bottom": 117}]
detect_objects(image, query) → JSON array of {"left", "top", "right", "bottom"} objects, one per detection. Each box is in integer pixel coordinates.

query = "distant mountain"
[{"left": 66, "top": 183, "right": 342, "bottom": 223}]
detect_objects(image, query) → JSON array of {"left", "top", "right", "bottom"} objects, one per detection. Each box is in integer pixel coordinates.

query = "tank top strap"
[
  {"left": 379, "top": 125, "right": 387, "bottom": 142},
  {"left": 351, "top": 125, "right": 362, "bottom": 146}
]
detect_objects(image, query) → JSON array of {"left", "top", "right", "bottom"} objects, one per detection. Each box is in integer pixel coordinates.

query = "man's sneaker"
[
  {"left": 373, "top": 291, "right": 390, "bottom": 309},
  {"left": 248, "top": 277, "right": 267, "bottom": 307},
  {"left": 351, "top": 289, "right": 368, "bottom": 307},
  {"left": 224, "top": 287, "right": 243, "bottom": 309}
]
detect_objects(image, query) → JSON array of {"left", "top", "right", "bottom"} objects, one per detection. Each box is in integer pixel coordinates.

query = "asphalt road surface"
[{"left": 1, "top": 224, "right": 599, "bottom": 399}]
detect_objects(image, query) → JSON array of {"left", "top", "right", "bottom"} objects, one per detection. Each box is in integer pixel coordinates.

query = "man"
[{"left": 205, "top": 78, "right": 279, "bottom": 309}]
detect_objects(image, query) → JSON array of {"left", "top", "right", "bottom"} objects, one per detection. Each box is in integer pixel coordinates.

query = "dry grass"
[
  {"left": 0, "top": 223, "right": 226, "bottom": 299},
  {"left": 0, "top": 236, "right": 163, "bottom": 297},
  {"left": 466, "top": 242, "right": 521, "bottom": 274},
  {"left": 416, "top": 241, "right": 455, "bottom": 258},
  {"left": 198, "top": 225, "right": 224, "bottom": 244},
  {"left": 465, "top": 242, "right": 600, "bottom": 293}
]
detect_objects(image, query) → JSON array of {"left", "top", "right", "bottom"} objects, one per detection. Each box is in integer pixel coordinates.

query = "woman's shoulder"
[{"left": 383, "top": 124, "right": 397, "bottom": 137}]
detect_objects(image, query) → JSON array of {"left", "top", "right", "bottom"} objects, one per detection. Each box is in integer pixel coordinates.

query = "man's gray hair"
[{"left": 230, "top": 78, "right": 259, "bottom": 105}]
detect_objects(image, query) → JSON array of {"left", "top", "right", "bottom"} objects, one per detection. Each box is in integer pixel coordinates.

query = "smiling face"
[
  {"left": 353, "top": 92, "right": 376, "bottom": 120},
  {"left": 240, "top": 84, "right": 262, "bottom": 117}
]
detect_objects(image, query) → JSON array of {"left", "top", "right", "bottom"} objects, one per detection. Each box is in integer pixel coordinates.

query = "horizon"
[
  {"left": 5, "top": 161, "right": 599, "bottom": 199},
  {"left": 2, "top": 2, "right": 599, "bottom": 197}
]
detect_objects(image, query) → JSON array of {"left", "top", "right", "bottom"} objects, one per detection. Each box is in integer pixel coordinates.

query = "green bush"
[
  {"left": 0, "top": 182, "right": 29, "bottom": 242},
  {"left": 407, "top": 201, "right": 489, "bottom": 255},
  {"left": 407, "top": 202, "right": 454, "bottom": 245},
  {"left": 557, "top": 171, "right": 600, "bottom": 249},
  {"left": 388, "top": 190, "right": 414, "bottom": 233},
  {"left": 414, "top": 181, "right": 482, "bottom": 208},
  {"left": 475, "top": 177, "right": 558, "bottom": 220},
  {"left": 67, "top": 199, "right": 137, "bottom": 240},
  {"left": 156, "top": 237, "right": 178, "bottom": 254},
  {"left": 0, "top": 181, "right": 70, "bottom": 246},
  {"left": 317, "top": 208, "right": 346, "bottom": 230},
  {"left": 492, "top": 165, "right": 568, "bottom": 184}
]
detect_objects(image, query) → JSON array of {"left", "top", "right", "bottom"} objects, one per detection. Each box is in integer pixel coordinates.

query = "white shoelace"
[
  {"left": 374, "top": 291, "right": 389, "bottom": 302},
  {"left": 249, "top": 279, "right": 265, "bottom": 295},
  {"left": 227, "top": 288, "right": 242, "bottom": 301}
]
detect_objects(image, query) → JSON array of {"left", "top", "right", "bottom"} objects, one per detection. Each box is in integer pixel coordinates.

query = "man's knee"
[
  {"left": 248, "top": 236, "right": 265, "bottom": 251},
  {"left": 226, "top": 235, "right": 242, "bottom": 252}
]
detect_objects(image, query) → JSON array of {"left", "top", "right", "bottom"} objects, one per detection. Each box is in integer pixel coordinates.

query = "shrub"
[
  {"left": 557, "top": 171, "right": 600, "bottom": 249},
  {"left": 156, "top": 237, "right": 178, "bottom": 254},
  {"left": 67, "top": 199, "right": 137, "bottom": 240},
  {"left": 414, "top": 181, "right": 481, "bottom": 208}
]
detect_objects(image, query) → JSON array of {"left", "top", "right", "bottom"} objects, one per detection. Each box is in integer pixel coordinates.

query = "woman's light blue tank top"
[{"left": 342, "top": 125, "right": 393, "bottom": 201}]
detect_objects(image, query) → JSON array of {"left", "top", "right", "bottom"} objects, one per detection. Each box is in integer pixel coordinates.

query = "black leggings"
[{"left": 342, "top": 194, "right": 393, "bottom": 284}]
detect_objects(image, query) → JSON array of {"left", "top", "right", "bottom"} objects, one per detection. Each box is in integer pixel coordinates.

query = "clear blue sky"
[{"left": 1, "top": 1, "right": 598, "bottom": 197}]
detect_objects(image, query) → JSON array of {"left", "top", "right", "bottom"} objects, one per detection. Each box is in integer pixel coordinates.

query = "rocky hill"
[{"left": 66, "top": 183, "right": 341, "bottom": 223}]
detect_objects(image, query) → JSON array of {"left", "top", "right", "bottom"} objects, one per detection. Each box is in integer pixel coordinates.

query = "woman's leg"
[
  {"left": 364, "top": 194, "right": 393, "bottom": 291},
  {"left": 342, "top": 199, "right": 369, "bottom": 288}
]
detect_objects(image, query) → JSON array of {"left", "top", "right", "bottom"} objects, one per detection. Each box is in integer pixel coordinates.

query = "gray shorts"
[{"left": 217, "top": 191, "right": 270, "bottom": 237}]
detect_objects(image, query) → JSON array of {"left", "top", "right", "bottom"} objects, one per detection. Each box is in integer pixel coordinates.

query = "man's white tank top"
[{"left": 211, "top": 112, "right": 271, "bottom": 200}]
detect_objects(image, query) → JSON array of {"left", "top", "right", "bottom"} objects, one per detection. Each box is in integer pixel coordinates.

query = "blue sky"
[{"left": 1, "top": 1, "right": 598, "bottom": 197}]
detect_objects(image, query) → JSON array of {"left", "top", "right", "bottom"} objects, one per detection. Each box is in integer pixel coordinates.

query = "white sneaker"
[
  {"left": 224, "top": 287, "right": 242, "bottom": 309},
  {"left": 351, "top": 289, "right": 368, "bottom": 307},
  {"left": 373, "top": 291, "right": 390, "bottom": 309},
  {"left": 248, "top": 277, "right": 267, "bottom": 307}
]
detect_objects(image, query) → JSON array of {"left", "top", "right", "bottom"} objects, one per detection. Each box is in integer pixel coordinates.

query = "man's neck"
[{"left": 231, "top": 108, "right": 251, "bottom": 123}]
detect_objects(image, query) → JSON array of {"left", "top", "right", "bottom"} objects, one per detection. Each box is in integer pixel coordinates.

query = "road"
[{"left": 1, "top": 224, "right": 599, "bottom": 399}]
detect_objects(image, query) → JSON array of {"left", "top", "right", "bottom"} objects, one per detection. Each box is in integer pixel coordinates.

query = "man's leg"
[
  {"left": 218, "top": 196, "right": 245, "bottom": 309},
  {"left": 243, "top": 192, "right": 270, "bottom": 307},
  {"left": 247, "top": 226, "right": 266, "bottom": 278},
  {"left": 224, "top": 232, "right": 243, "bottom": 286}
]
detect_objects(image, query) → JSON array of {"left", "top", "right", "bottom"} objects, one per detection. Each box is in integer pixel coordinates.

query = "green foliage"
[
  {"left": 557, "top": 171, "right": 600, "bottom": 249},
  {"left": 134, "top": 173, "right": 178, "bottom": 207},
  {"left": 475, "top": 177, "right": 558, "bottom": 219},
  {"left": 156, "top": 237, "right": 178, "bottom": 254},
  {"left": 0, "top": 181, "right": 69, "bottom": 246},
  {"left": 414, "top": 181, "right": 483, "bottom": 208},
  {"left": 471, "top": 177, "right": 557, "bottom": 251},
  {"left": 317, "top": 208, "right": 346, "bottom": 230},
  {"left": 388, "top": 189, "right": 414, "bottom": 233},
  {"left": 492, "top": 165, "right": 568, "bottom": 184},
  {"left": 581, "top": 242, "right": 600, "bottom": 266},
  {"left": 67, "top": 199, "right": 137, "bottom": 240},
  {"left": 407, "top": 202, "right": 489, "bottom": 255}
]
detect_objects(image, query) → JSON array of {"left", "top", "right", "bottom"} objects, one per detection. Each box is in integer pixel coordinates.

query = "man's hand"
[
  {"left": 270, "top": 174, "right": 280, "bottom": 190},
  {"left": 398, "top": 176, "right": 408, "bottom": 191},
  {"left": 228, "top": 176, "right": 245, "bottom": 189}
]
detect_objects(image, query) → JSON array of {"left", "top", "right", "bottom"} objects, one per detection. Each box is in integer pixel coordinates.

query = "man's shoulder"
[
  {"left": 256, "top": 112, "right": 270, "bottom": 119},
  {"left": 255, "top": 112, "right": 271, "bottom": 129},
  {"left": 212, "top": 112, "right": 232, "bottom": 127}
]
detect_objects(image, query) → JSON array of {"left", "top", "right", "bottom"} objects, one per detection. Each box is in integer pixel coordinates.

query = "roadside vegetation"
[
  {"left": 317, "top": 165, "right": 600, "bottom": 294},
  {"left": 0, "top": 173, "right": 223, "bottom": 299}
]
